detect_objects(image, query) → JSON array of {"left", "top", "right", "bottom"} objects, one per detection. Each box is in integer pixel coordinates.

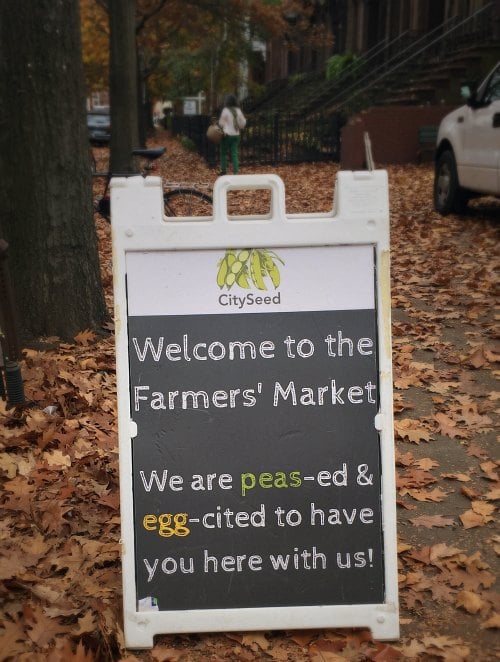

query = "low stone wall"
[{"left": 340, "top": 105, "right": 456, "bottom": 168}]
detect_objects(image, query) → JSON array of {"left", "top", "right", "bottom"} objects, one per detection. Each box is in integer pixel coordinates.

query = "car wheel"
[{"left": 434, "top": 150, "right": 469, "bottom": 215}]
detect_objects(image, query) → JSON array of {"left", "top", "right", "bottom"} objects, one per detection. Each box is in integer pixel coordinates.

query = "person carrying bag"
[{"left": 217, "top": 95, "right": 246, "bottom": 175}]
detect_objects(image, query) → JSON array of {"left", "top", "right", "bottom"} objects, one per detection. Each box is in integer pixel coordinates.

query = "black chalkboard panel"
[{"left": 128, "top": 308, "right": 383, "bottom": 611}]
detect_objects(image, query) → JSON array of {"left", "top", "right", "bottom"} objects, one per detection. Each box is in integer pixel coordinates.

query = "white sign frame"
[{"left": 111, "top": 172, "right": 399, "bottom": 648}]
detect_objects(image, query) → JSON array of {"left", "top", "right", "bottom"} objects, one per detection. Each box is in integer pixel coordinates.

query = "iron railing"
[
  {"left": 244, "top": 2, "right": 497, "bottom": 118},
  {"left": 293, "top": 31, "right": 412, "bottom": 116},
  {"left": 332, "top": 3, "right": 496, "bottom": 114},
  {"left": 172, "top": 111, "right": 343, "bottom": 167}
]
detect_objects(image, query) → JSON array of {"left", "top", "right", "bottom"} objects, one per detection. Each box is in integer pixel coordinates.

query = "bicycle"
[{"left": 93, "top": 146, "right": 213, "bottom": 220}]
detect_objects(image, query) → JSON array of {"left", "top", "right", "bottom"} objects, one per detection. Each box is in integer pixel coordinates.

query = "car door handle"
[{"left": 493, "top": 113, "right": 500, "bottom": 128}]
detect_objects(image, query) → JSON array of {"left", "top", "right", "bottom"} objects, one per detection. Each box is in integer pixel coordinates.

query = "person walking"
[{"left": 218, "top": 95, "right": 246, "bottom": 175}]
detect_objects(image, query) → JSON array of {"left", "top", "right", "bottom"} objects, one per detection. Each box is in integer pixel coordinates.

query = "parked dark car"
[{"left": 87, "top": 110, "right": 110, "bottom": 144}]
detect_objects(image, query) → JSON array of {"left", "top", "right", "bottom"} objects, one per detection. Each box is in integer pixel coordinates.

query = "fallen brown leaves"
[
  {"left": 0, "top": 339, "right": 121, "bottom": 660},
  {"left": 1, "top": 132, "right": 499, "bottom": 661}
]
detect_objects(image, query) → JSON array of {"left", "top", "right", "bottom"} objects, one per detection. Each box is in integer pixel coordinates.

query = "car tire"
[{"left": 434, "top": 150, "right": 470, "bottom": 215}]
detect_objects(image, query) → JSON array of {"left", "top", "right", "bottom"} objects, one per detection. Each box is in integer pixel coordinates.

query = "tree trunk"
[
  {"left": 0, "top": 0, "right": 108, "bottom": 343},
  {"left": 109, "top": 0, "right": 140, "bottom": 172}
]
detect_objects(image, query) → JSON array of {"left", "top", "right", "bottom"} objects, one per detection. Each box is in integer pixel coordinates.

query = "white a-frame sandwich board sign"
[{"left": 111, "top": 172, "right": 399, "bottom": 648}]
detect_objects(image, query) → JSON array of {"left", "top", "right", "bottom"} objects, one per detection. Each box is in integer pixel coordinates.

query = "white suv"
[{"left": 434, "top": 62, "right": 500, "bottom": 214}]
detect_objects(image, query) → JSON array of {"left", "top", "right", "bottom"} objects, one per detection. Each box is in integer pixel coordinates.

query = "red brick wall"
[{"left": 340, "top": 105, "right": 456, "bottom": 168}]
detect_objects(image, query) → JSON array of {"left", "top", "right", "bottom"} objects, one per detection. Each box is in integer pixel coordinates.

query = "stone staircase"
[
  {"left": 245, "top": 3, "right": 500, "bottom": 119},
  {"left": 378, "top": 46, "right": 498, "bottom": 106}
]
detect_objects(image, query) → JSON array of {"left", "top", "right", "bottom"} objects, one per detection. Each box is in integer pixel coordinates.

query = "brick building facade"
[{"left": 265, "top": 0, "right": 499, "bottom": 83}]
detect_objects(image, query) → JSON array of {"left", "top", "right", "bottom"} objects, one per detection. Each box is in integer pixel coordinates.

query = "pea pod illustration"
[
  {"left": 237, "top": 269, "right": 250, "bottom": 288},
  {"left": 238, "top": 249, "right": 250, "bottom": 262},
  {"left": 217, "top": 250, "right": 239, "bottom": 289},
  {"left": 230, "top": 260, "right": 243, "bottom": 274},
  {"left": 268, "top": 250, "right": 285, "bottom": 266},
  {"left": 250, "top": 250, "right": 266, "bottom": 290},
  {"left": 216, "top": 257, "right": 228, "bottom": 287},
  {"left": 226, "top": 250, "right": 237, "bottom": 267},
  {"left": 217, "top": 248, "right": 283, "bottom": 291},
  {"left": 263, "top": 256, "right": 280, "bottom": 288}
]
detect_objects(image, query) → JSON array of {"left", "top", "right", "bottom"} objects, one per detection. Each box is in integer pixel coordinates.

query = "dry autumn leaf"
[
  {"left": 460, "top": 501, "right": 496, "bottom": 529},
  {"left": 409, "top": 514, "right": 455, "bottom": 528},
  {"left": 75, "top": 611, "right": 97, "bottom": 636},
  {"left": 401, "top": 487, "right": 450, "bottom": 502},
  {"left": 434, "top": 412, "right": 469, "bottom": 439},
  {"left": 419, "top": 635, "right": 470, "bottom": 660},
  {"left": 394, "top": 418, "right": 431, "bottom": 443},
  {"left": 456, "top": 590, "right": 485, "bottom": 614},
  {"left": 464, "top": 344, "right": 489, "bottom": 368},
  {"left": 428, "top": 543, "right": 464, "bottom": 563},
  {"left": 471, "top": 501, "right": 496, "bottom": 517},
  {"left": 460, "top": 509, "right": 489, "bottom": 529},
  {"left": 25, "top": 604, "right": 72, "bottom": 647},
  {"left": 461, "top": 485, "right": 482, "bottom": 500},
  {"left": 240, "top": 633, "right": 270, "bottom": 651},
  {"left": 484, "top": 487, "right": 500, "bottom": 501},
  {"left": 480, "top": 613, "right": 500, "bottom": 630},
  {"left": 43, "top": 449, "right": 71, "bottom": 467},
  {"left": 441, "top": 472, "right": 471, "bottom": 482},
  {"left": 480, "top": 460, "right": 499, "bottom": 481},
  {"left": 415, "top": 457, "right": 440, "bottom": 470},
  {"left": 74, "top": 329, "right": 97, "bottom": 346},
  {"left": 151, "top": 648, "right": 186, "bottom": 662},
  {"left": 0, "top": 620, "right": 29, "bottom": 660}
]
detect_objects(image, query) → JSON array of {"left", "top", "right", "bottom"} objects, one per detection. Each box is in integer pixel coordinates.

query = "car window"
[{"left": 483, "top": 66, "right": 500, "bottom": 103}]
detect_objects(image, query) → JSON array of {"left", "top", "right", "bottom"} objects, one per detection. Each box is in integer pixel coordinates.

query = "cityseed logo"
[
  {"left": 217, "top": 249, "right": 283, "bottom": 290},
  {"left": 216, "top": 249, "right": 284, "bottom": 309}
]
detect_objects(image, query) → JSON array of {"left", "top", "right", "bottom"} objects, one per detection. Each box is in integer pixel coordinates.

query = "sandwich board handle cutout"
[{"left": 212, "top": 174, "right": 287, "bottom": 223}]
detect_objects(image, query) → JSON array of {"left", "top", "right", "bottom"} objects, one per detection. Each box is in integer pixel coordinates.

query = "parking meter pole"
[{"left": 0, "top": 240, "right": 25, "bottom": 405}]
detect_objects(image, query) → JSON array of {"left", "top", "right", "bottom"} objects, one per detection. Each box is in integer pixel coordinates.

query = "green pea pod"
[
  {"left": 250, "top": 250, "right": 266, "bottom": 290},
  {"left": 217, "top": 258, "right": 228, "bottom": 288},
  {"left": 225, "top": 272, "right": 236, "bottom": 288},
  {"left": 238, "top": 249, "right": 250, "bottom": 263},
  {"left": 237, "top": 269, "right": 250, "bottom": 288},
  {"left": 265, "top": 257, "right": 280, "bottom": 288},
  {"left": 268, "top": 250, "right": 285, "bottom": 265},
  {"left": 231, "top": 260, "right": 243, "bottom": 274}
]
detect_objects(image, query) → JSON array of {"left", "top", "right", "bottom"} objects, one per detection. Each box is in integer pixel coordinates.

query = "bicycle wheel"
[
  {"left": 94, "top": 195, "right": 111, "bottom": 222},
  {"left": 164, "top": 188, "right": 213, "bottom": 217}
]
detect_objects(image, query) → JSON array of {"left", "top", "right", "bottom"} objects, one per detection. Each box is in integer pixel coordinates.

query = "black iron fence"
[{"left": 171, "top": 112, "right": 342, "bottom": 168}]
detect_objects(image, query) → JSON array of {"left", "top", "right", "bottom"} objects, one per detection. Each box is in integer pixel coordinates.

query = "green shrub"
[
  {"left": 180, "top": 135, "right": 196, "bottom": 151},
  {"left": 325, "top": 53, "right": 360, "bottom": 81},
  {"left": 248, "top": 81, "right": 266, "bottom": 99},
  {"left": 288, "top": 72, "right": 307, "bottom": 87}
]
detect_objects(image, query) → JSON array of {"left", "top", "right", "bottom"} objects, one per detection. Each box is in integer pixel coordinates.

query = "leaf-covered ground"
[{"left": 1, "top": 131, "right": 498, "bottom": 661}]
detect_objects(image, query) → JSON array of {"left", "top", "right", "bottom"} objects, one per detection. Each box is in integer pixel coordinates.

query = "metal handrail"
[
  {"left": 300, "top": 13, "right": 460, "bottom": 115},
  {"left": 287, "top": 32, "right": 410, "bottom": 115},
  {"left": 298, "top": 31, "right": 413, "bottom": 114},
  {"left": 249, "top": 36, "right": 397, "bottom": 114},
  {"left": 322, "top": 13, "right": 459, "bottom": 112},
  {"left": 331, "top": 2, "right": 494, "bottom": 113},
  {"left": 328, "top": 31, "right": 411, "bottom": 88}
]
